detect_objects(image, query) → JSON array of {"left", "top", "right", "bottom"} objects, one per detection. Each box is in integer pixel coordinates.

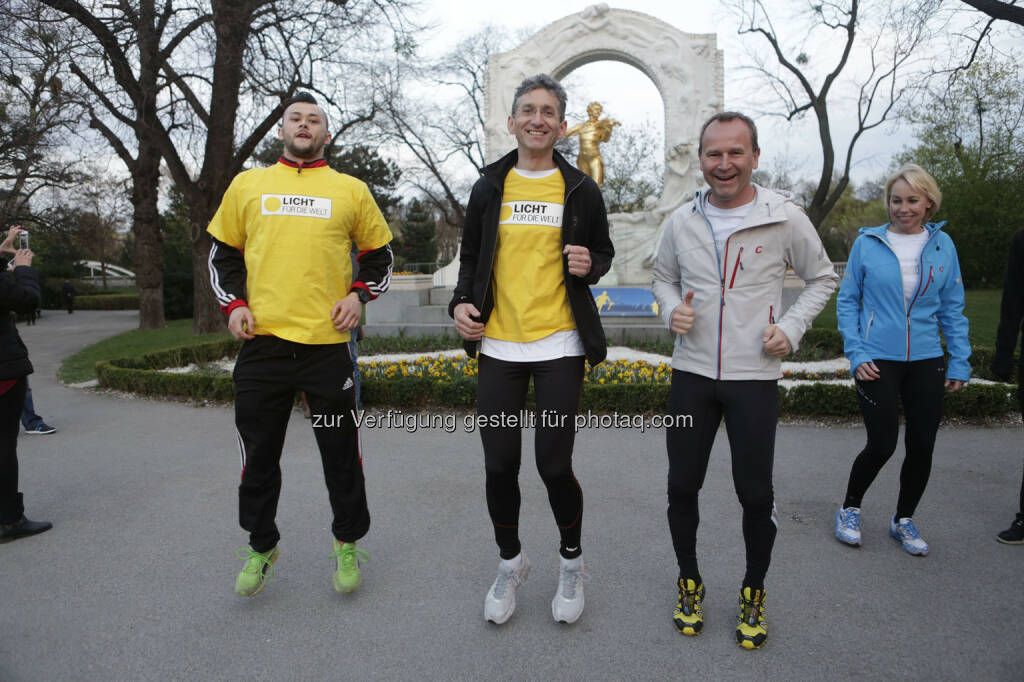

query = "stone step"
[
  {"left": 398, "top": 305, "right": 451, "bottom": 324},
  {"left": 429, "top": 287, "right": 454, "bottom": 306}
]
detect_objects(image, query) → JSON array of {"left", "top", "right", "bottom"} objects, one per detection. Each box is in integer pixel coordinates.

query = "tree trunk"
[
  {"left": 186, "top": 0, "right": 253, "bottom": 335},
  {"left": 132, "top": 138, "right": 165, "bottom": 329}
]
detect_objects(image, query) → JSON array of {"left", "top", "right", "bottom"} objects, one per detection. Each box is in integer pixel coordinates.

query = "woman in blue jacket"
[{"left": 833, "top": 164, "right": 970, "bottom": 556}]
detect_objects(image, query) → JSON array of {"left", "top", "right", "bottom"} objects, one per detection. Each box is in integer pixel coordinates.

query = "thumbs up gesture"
[{"left": 671, "top": 290, "right": 696, "bottom": 335}]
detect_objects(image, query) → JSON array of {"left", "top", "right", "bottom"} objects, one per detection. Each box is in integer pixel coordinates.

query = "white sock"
[
  {"left": 560, "top": 554, "right": 583, "bottom": 571},
  {"left": 500, "top": 553, "right": 523, "bottom": 571}
]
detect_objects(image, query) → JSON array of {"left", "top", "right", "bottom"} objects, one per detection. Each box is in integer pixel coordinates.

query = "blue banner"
[{"left": 592, "top": 287, "right": 659, "bottom": 317}]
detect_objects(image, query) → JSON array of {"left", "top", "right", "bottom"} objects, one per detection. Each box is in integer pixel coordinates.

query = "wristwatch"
[{"left": 353, "top": 288, "right": 371, "bottom": 304}]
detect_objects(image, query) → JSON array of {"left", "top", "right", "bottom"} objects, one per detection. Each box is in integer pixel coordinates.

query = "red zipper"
[
  {"left": 728, "top": 247, "right": 744, "bottom": 289},
  {"left": 717, "top": 239, "right": 730, "bottom": 379}
]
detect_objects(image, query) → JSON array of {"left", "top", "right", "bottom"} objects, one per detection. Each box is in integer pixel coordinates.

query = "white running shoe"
[
  {"left": 890, "top": 517, "right": 929, "bottom": 556},
  {"left": 484, "top": 554, "right": 530, "bottom": 624},
  {"left": 551, "top": 555, "right": 586, "bottom": 624}
]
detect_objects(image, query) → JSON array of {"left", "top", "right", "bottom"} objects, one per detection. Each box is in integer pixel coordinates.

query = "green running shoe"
[
  {"left": 235, "top": 546, "right": 279, "bottom": 597},
  {"left": 330, "top": 539, "right": 369, "bottom": 594}
]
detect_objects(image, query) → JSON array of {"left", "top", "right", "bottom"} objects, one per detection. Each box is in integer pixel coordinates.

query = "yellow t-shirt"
[
  {"left": 207, "top": 162, "right": 391, "bottom": 344},
  {"left": 484, "top": 168, "right": 575, "bottom": 342}
]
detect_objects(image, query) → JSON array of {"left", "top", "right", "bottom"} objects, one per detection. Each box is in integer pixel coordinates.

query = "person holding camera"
[{"left": 0, "top": 226, "right": 53, "bottom": 543}]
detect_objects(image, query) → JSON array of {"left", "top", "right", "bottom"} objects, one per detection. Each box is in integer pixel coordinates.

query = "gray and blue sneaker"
[
  {"left": 484, "top": 554, "right": 530, "bottom": 625},
  {"left": 889, "top": 517, "right": 929, "bottom": 555},
  {"left": 835, "top": 506, "right": 862, "bottom": 546}
]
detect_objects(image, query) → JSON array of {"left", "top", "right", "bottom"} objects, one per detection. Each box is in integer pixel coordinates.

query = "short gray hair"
[
  {"left": 698, "top": 111, "right": 759, "bottom": 155},
  {"left": 511, "top": 74, "right": 567, "bottom": 121}
]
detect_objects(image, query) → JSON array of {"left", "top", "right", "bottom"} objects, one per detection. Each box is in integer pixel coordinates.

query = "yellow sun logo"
[{"left": 264, "top": 196, "right": 282, "bottom": 212}]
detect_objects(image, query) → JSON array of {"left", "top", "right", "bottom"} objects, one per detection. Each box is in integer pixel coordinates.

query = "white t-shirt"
[
  {"left": 703, "top": 194, "right": 756, "bottom": 258},
  {"left": 887, "top": 229, "right": 929, "bottom": 304},
  {"left": 481, "top": 166, "right": 584, "bottom": 362}
]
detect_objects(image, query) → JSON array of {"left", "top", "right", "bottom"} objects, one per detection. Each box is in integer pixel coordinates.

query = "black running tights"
[
  {"left": 477, "top": 354, "right": 584, "bottom": 561},
  {"left": 843, "top": 357, "right": 945, "bottom": 519},
  {"left": 666, "top": 371, "right": 779, "bottom": 591}
]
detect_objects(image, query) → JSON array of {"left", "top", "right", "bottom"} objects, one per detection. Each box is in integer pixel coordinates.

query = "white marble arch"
[
  {"left": 435, "top": 4, "right": 724, "bottom": 287},
  {"left": 486, "top": 4, "right": 722, "bottom": 206}
]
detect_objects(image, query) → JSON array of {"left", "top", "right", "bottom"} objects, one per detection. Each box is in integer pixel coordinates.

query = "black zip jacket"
[
  {"left": 448, "top": 149, "right": 614, "bottom": 365},
  {"left": 992, "top": 229, "right": 1024, "bottom": 382},
  {"left": 0, "top": 266, "right": 40, "bottom": 380}
]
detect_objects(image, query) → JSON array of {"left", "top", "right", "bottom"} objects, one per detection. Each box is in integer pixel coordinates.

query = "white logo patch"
[
  {"left": 501, "top": 201, "right": 563, "bottom": 227},
  {"left": 261, "top": 194, "right": 332, "bottom": 219}
]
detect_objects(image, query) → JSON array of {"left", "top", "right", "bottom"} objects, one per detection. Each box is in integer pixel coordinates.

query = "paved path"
[{"left": 1, "top": 310, "right": 1021, "bottom": 681}]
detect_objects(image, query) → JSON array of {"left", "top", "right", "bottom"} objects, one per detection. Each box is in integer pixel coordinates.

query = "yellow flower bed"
[
  {"left": 360, "top": 355, "right": 674, "bottom": 385},
  {"left": 360, "top": 355, "right": 850, "bottom": 385}
]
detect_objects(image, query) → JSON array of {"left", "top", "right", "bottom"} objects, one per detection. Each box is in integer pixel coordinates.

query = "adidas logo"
[{"left": 343, "top": 377, "right": 354, "bottom": 390}]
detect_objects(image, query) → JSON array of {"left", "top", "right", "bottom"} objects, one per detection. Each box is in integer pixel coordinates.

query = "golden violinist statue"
[{"left": 564, "top": 101, "right": 620, "bottom": 188}]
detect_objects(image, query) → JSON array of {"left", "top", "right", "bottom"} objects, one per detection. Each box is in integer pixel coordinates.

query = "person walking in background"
[
  {"left": 451, "top": 74, "right": 613, "bottom": 626},
  {"left": 0, "top": 226, "right": 53, "bottom": 543},
  {"left": 834, "top": 163, "right": 970, "bottom": 556},
  {"left": 61, "top": 280, "right": 75, "bottom": 314},
  {"left": 208, "top": 92, "right": 393, "bottom": 597},
  {"left": 991, "top": 227, "right": 1024, "bottom": 545},
  {"left": 21, "top": 380, "right": 56, "bottom": 435}
]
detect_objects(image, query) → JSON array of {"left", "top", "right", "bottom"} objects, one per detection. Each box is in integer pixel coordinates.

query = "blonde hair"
[{"left": 885, "top": 163, "right": 942, "bottom": 221}]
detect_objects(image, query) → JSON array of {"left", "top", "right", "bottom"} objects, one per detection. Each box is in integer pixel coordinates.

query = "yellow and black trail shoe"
[
  {"left": 673, "top": 578, "right": 705, "bottom": 636},
  {"left": 736, "top": 586, "right": 768, "bottom": 649}
]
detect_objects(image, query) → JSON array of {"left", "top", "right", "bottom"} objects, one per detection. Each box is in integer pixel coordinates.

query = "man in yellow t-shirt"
[
  {"left": 450, "top": 74, "right": 614, "bottom": 626},
  {"left": 207, "top": 92, "right": 393, "bottom": 598}
]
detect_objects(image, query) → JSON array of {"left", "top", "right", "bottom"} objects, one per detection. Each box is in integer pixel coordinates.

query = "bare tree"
[
  {"left": 0, "top": 4, "right": 84, "bottom": 227},
  {"left": 960, "top": 0, "right": 1024, "bottom": 25},
  {"left": 379, "top": 28, "right": 511, "bottom": 230},
  {"left": 35, "top": 0, "right": 412, "bottom": 331},
  {"left": 727, "top": 0, "right": 939, "bottom": 227}
]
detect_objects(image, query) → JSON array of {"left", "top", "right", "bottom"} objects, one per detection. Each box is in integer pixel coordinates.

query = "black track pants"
[
  {"left": 477, "top": 354, "right": 585, "bottom": 560},
  {"left": 234, "top": 335, "right": 368, "bottom": 552},
  {"left": 666, "top": 371, "right": 779, "bottom": 590},
  {"left": 843, "top": 357, "right": 945, "bottom": 519}
]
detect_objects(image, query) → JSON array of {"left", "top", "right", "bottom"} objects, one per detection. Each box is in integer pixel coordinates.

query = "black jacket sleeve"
[
  {"left": 0, "top": 266, "right": 41, "bottom": 313},
  {"left": 208, "top": 236, "right": 247, "bottom": 314},
  {"left": 448, "top": 180, "right": 487, "bottom": 317},
  {"left": 351, "top": 244, "right": 394, "bottom": 300},
  {"left": 575, "top": 179, "right": 614, "bottom": 286},
  {"left": 993, "top": 229, "right": 1024, "bottom": 381}
]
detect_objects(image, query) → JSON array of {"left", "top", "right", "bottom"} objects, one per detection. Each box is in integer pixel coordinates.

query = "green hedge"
[
  {"left": 96, "top": 362, "right": 236, "bottom": 401},
  {"left": 76, "top": 293, "right": 140, "bottom": 310},
  {"left": 92, "top": 338, "right": 1019, "bottom": 421}
]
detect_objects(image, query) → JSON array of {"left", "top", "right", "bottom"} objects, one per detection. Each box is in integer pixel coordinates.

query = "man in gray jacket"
[{"left": 652, "top": 112, "right": 837, "bottom": 649}]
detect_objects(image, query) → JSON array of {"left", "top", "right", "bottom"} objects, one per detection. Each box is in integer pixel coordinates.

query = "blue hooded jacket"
[{"left": 837, "top": 222, "right": 971, "bottom": 382}]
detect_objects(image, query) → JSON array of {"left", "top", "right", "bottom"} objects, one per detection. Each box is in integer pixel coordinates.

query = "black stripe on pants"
[
  {"left": 666, "top": 370, "right": 779, "bottom": 590},
  {"left": 843, "top": 357, "right": 946, "bottom": 519},
  {"left": 234, "top": 335, "right": 368, "bottom": 552},
  {"left": 0, "top": 378, "right": 27, "bottom": 523},
  {"left": 477, "top": 354, "right": 585, "bottom": 560}
]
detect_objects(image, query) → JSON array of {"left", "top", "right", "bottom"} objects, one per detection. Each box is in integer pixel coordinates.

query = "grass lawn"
[
  {"left": 59, "top": 319, "right": 232, "bottom": 383},
  {"left": 811, "top": 289, "right": 1003, "bottom": 348}
]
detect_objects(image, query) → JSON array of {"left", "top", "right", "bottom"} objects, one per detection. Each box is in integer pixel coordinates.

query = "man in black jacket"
[
  {"left": 0, "top": 226, "right": 52, "bottom": 543},
  {"left": 992, "top": 228, "right": 1024, "bottom": 544},
  {"left": 450, "top": 74, "right": 614, "bottom": 626}
]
